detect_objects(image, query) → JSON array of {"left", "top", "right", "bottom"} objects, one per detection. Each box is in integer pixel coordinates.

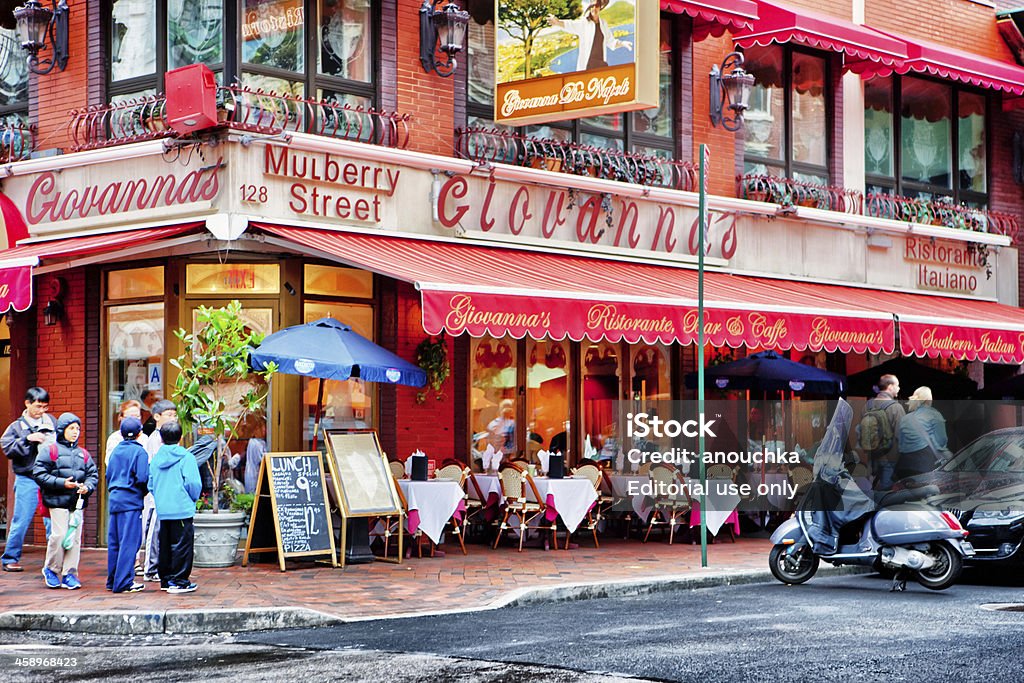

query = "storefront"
[{"left": 0, "top": 128, "right": 1021, "bottom": 543}]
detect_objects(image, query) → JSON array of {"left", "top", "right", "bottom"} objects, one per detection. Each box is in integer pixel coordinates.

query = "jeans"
[
  {"left": 875, "top": 462, "right": 896, "bottom": 492},
  {"left": 2, "top": 474, "right": 52, "bottom": 565}
]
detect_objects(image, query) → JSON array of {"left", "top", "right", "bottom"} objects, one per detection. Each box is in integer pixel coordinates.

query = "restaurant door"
[{"left": 187, "top": 300, "right": 278, "bottom": 483}]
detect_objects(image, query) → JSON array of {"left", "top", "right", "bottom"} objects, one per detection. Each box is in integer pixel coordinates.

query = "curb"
[{"left": 0, "top": 565, "right": 870, "bottom": 635}]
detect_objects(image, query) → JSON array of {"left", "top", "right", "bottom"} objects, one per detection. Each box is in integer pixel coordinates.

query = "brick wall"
[
  {"left": 692, "top": 34, "right": 740, "bottom": 196},
  {"left": 32, "top": 1, "right": 92, "bottom": 153},
  {"left": 866, "top": 0, "right": 1013, "bottom": 61}
]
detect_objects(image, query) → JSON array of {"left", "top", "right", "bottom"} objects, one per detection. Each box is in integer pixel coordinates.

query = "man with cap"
[{"left": 105, "top": 417, "right": 149, "bottom": 593}]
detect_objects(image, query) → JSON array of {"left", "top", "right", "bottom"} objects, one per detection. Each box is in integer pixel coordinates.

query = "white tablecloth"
[
  {"left": 686, "top": 478, "right": 741, "bottom": 537},
  {"left": 608, "top": 474, "right": 650, "bottom": 519},
  {"left": 473, "top": 474, "right": 597, "bottom": 534},
  {"left": 398, "top": 480, "right": 465, "bottom": 544}
]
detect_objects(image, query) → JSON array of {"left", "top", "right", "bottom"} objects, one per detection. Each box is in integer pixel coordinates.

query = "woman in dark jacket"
[{"left": 32, "top": 413, "right": 98, "bottom": 590}]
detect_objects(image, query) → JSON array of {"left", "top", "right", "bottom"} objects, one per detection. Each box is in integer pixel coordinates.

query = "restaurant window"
[
  {"left": 743, "top": 45, "right": 830, "bottom": 184},
  {"left": 469, "top": 335, "right": 517, "bottom": 464},
  {"left": 526, "top": 339, "right": 572, "bottom": 459},
  {"left": 303, "top": 263, "right": 373, "bottom": 298},
  {"left": 582, "top": 341, "right": 620, "bottom": 463},
  {"left": 0, "top": 19, "right": 28, "bottom": 130},
  {"left": 104, "top": 265, "right": 166, "bottom": 448},
  {"left": 467, "top": 12, "right": 676, "bottom": 159},
  {"left": 185, "top": 263, "right": 280, "bottom": 295},
  {"left": 865, "top": 75, "right": 987, "bottom": 207},
  {"left": 106, "top": 1, "right": 377, "bottom": 108}
]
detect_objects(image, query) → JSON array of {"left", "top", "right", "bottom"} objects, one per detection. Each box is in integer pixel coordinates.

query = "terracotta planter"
[
  {"left": 529, "top": 156, "right": 562, "bottom": 172},
  {"left": 193, "top": 511, "right": 245, "bottom": 568}
]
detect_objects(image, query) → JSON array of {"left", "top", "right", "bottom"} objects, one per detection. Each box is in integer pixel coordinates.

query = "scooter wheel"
[
  {"left": 769, "top": 544, "right": 819, "bottom": 585},
  {"left": 915, "top": 542, "right": 962, "bottom": 591}
]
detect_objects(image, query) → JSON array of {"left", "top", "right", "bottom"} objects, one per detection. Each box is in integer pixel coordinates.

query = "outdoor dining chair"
[
  {"left": 389, "top": 459, "right": 406, "bottom": 480},
  {"left": 492, "top": 467, "right": 555, "bottom": 552},
  {"left": 567, "top": 463, "right": 603, "bottom": 549},
  {"left": 433, "top": 464, "right": 469, "bottom": 554},
  {"left": 643, "top": 464, "right": 691, "bottom": 545}
]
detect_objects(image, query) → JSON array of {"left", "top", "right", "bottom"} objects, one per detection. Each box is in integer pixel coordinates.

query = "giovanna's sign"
[{"left": 494, "top": 0, "right": 659, "bottom": 126}]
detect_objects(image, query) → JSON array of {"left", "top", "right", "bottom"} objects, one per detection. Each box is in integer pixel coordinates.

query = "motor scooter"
[{"left": 768, "top": 400, "right": 974, "bottom": 591}]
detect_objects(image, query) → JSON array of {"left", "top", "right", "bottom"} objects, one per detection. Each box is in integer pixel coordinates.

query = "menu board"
[
  {"left": 242, "top": 452, "right": 337, "bottom": 571},
  {"left": 324, "top": 430, "right": 402, "bottom": 517}
]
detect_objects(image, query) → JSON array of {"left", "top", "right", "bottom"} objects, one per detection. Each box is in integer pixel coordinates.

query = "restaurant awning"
[
  {"left": 660, "top": 0, "right": 759, "bottom": 40},
  {"left": 0, "top": 223, "right": 204, "bottom": 313},
  {"left": 873, "top": 29, "right": 1024, "bottom": 96},
  {"left": 732, "top": 0, "right": 907, "bottom": 70}
]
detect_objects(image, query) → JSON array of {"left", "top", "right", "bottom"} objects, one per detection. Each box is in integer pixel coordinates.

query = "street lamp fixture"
[
  {"left": 13, "top": 0, "right": 69, "bottom": 75},
  {"left": 709, "top": 51, "right": 754, "bottom": 132},
  {"left": 419, "top": 0, "right": 470, "bottom": 78}
]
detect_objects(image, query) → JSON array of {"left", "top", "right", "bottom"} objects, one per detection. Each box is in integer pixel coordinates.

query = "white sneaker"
[{"left": 167, "top": 582, "right": 198, "bottom": 594}]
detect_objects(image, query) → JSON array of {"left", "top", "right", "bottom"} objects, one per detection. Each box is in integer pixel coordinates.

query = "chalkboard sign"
[
  {"left": 242, "top": 452, "right": 337, "bottom": 571},
  {"left": 324, "top": 430, "right": 403, "bottom": 517}
]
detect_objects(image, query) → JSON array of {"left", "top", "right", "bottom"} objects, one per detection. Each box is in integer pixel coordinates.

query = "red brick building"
[{"left": 1, "top": 0, "right": 1023, "bottom": 548}]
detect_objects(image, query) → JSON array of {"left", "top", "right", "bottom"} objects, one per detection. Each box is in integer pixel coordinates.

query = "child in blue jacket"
[
  {"left": 147, "top": 421, "right": 201, "bottom": 594},
  {"left": 105, "top": 417, "right": 148, "bottom": 593}
]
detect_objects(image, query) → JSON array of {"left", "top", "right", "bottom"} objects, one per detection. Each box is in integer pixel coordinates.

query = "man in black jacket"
[{"left": 0, "top": 387, "right": 56, "bottom": 572}]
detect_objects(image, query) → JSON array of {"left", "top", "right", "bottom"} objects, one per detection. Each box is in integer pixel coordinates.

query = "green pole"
[{"left": 698, "top": 144, "right": 708, "bottom": 568}]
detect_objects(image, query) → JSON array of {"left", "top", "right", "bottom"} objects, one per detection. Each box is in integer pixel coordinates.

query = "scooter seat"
[{"left": 876, "top": 485, "right": 940, "bottom": 507}]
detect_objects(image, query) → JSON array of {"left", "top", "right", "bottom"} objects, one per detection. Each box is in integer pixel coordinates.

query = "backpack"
[{"left": 858, "top": 403, "right": 894, "bottom": 452}]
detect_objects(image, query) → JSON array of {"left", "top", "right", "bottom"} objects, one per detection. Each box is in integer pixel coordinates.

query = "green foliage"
[
  {"left": 231, "top": 492, "right": 255, "bottom": 514},
  {"left": 171, "top": 300, "right": 276, "bottom": 512},
  {"left": 415, "top": 332, "right": 450, "bottom": 404}
]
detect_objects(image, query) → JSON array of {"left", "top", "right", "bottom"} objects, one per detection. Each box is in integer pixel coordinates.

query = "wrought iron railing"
[
  {"left": 0, "top": 119, "right": 36, "bottom": 163},
  {"left": 738, "top": 174, "right": 1020, "bottom": 243},
  {"left": 455, "top": 127, "right": 697, "bottom": 192},
  {"left": 69, "top": 86, "right": 412, "bottom": 152}
]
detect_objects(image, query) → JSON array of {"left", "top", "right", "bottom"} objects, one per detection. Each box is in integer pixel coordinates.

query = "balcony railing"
[
  {"left": 455, "top": 127, "right": 697, "bottom": 192},
  {"left": 69, "top": 86, "right": 412, "bottom": 152},
  {"left": 0, "top": 120, "right": 36, "bottom": 163},
  {"left": 739, "top": 174, "right": 1020, "bottom": 243}
]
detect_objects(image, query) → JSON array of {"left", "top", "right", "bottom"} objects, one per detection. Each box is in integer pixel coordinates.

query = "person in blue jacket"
[
  {"left": 148, "top": 421, "right": 201, "bottom": 594},
  {"left": 105, "top": 417, "right": 148, "bottom": 593}
]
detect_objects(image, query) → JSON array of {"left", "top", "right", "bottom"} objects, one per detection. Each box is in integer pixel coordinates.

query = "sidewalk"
[{"left": 0, "top": 536, "right": 819, "bottom": 634}]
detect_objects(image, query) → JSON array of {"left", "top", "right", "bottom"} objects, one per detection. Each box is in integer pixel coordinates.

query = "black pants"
[{"left": 157, "top": 518, "right": 194, "bottom": 588}]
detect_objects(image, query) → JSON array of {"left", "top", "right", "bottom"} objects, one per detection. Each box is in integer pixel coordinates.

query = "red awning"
[
  {"left": 873, "top": 30, "right": 1024, "bottom": 95},
  {"left": 255, "top": 225, "right": 896, "bottom": 354},
  {"left": 733, "top": 1, "right": 907, "bottom": 70},
  {"left": 0, "top": 223, "right": 203, "bottom": 313},
  {"left": 661, "top": 0, "right": 759, "bottom": 40}
]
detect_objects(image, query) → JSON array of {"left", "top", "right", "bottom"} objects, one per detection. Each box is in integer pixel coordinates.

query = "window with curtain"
[
  {"left": 469, "top": 335, "right": 518, "bottom": 467},
  {"left": 864, "top": 75, "right": 986, "bottom": 206},
  {"left": 582, "top": 341, "right": 620, "bottom": 463},
  {"left": 0, "top": 20, "right": 29, "bottom": 148},
  {"left": 743, "top": 45, "right": 829, "bottom": 184},
  {"left": 107, "top": 1, "right": 377, "bottom": 110}
]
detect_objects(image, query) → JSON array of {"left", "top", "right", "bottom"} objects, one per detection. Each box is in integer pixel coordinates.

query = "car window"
[{"left": 942, "top": 433, "right": 1024, "bottom": 473}]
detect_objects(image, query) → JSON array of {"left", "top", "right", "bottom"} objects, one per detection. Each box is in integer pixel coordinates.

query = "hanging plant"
[{"left": 415, "top": 332, "right": 450, "bottom": 404}]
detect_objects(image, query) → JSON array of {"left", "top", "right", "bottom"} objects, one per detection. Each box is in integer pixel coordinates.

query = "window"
[
  {"left": 0, "top": 19, "right": 30, "bottom": 136},
  {"left": 743, "top": 45, "right": 829, "bottom": 184},
  {"left": 107, "top": 1, "right": 377, "bottom": 108},
  {"left": 865, "top": 75, "right": 987, "bottom": 206},
  {"left": 467, "top": 13, "right": 676, "bottom": 158}
]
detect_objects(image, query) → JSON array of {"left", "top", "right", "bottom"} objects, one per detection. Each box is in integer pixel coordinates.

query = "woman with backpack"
[
  {"left": 32, "top": 413, "right": 98, "bottom": 590},
  {"left": 896, "top": 387, "right": 950, "bottom": 481}
]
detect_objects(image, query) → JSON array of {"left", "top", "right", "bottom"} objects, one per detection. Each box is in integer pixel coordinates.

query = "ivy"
[{"left": 415, "top": 332, "right": 450, "bottom": 404}]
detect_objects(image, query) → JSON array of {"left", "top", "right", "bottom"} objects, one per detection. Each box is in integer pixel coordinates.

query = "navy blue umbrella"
[
  {"left": 250, "top": 317, "right": 426, "bottom": 446},
  {"left": 685, "top": 350, "right": 846, "bottom": 396}
]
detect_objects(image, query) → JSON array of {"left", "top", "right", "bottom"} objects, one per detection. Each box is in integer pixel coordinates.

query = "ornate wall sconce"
[
  {"left": 709, "top": 51, "right": 755, "bottom": 132},
  {"left": 419, "top": 0, "right": 470, "bottom": 78}
]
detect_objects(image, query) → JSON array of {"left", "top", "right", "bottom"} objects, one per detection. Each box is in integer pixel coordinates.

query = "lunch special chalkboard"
[{"left": 242, "top": 452, "right": 337, "bottom": 571}]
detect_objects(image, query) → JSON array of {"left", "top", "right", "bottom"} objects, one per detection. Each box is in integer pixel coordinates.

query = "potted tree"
[{"left": 170, "top": 300, "right": 277, "bottom": 567}]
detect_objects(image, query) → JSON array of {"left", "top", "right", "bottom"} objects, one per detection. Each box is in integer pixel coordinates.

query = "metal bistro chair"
[
  {"left": 389, "top": 459, "right": 406, "bottom": 480},
  {"left": 643, "top": 465, "right": 691, "bottom": 545},
  {"left": 461, "top": 469, "right": 490, "bottom": 542},
  {"left": 492, "top": 467, "right": 554, "bottom": 552},
  {"left": 369, "top": 475, "right": 408, "bottom": 560},
  {"left": 433, "top": 463, "right": 469, "bottom": 554},
  {"left": 392, "top": 476, "right": 434, "bottom": 558},
  {"left": 568, "top": 463, "right": 603, "bottom": 549},
  {"left": 705, "top": 464, "right": 737, "bottom": 543}
]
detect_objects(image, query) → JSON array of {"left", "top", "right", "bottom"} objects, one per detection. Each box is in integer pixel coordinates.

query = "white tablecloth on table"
[
  {"left": 398, "top": 480, "right": 465, "bottom": 544},
  {"left": 473, "top": 474, "right": 597, "bottom": 534},
  {"left": 686, "top": 478, "right": 741, "bottom": 537},
  {"left": 608, "top": 474, "right": 650, "bottom": 519}
]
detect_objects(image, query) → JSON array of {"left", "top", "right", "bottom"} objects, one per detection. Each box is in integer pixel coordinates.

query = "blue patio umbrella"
[
  {"left": 685, "top": 350, "right": 846, "bottom": 396},
  {"left": 250, "top": 317, "right": 426, "bottom": 446}
]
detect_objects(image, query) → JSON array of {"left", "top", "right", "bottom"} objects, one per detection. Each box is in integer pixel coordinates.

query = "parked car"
[{"left": 894, "top": 427, "right": 1024, "bottom": 566}]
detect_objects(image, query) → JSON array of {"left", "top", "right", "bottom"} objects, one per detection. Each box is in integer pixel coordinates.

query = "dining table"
[
  {"left": 606, "top": 473, "right": 651, "bottom": 519},
  {"left": 397, "top": 479, "right": 466, "bottom": 545},
  {"left": 685, "top": 478, "right": 742, "bottom": 537},
  {"left": 473, "top": 474, "right": 597, "bottom": 534}
]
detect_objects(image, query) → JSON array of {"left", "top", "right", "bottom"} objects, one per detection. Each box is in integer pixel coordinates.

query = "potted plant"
[
  {"left": 415, "top": 332, "right": 449, "bottom": 404},
  {"left": 170, "top": 300, "right": 277, "bottom": 567}
]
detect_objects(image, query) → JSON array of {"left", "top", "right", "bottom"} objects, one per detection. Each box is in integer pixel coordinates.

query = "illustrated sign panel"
[
  {"left": 494, "top": 0, "right": 658, "bottom": 125},
  {"left": 324, "top": 429, "right": 402, "bottom": 517}
]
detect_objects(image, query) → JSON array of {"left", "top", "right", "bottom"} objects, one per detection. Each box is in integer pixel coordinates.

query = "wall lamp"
[
  {"left": 709, "top": 51, "right": 754, "bottom": 132},
  {"left": 419, "top": 0, "right": 470, "bottom": 78},
  {"left": 13, "top": 0, "right": 69, "bottom": 75},
  {"left": 42, "top": 276, "right": 65, "bottom": 326}
]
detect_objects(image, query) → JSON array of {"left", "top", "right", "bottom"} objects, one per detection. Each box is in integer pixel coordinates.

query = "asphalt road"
[
  {"left": 1, "top": 568, "right": 1022, "bottom": 682},
  {"left": 242, "top": 567, "right": 1024, "bottom": 682}
]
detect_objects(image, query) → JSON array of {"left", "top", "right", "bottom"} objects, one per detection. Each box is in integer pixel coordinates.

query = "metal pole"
[{"left": 698, "top": 144, "right": 709, "bottom": 568}]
